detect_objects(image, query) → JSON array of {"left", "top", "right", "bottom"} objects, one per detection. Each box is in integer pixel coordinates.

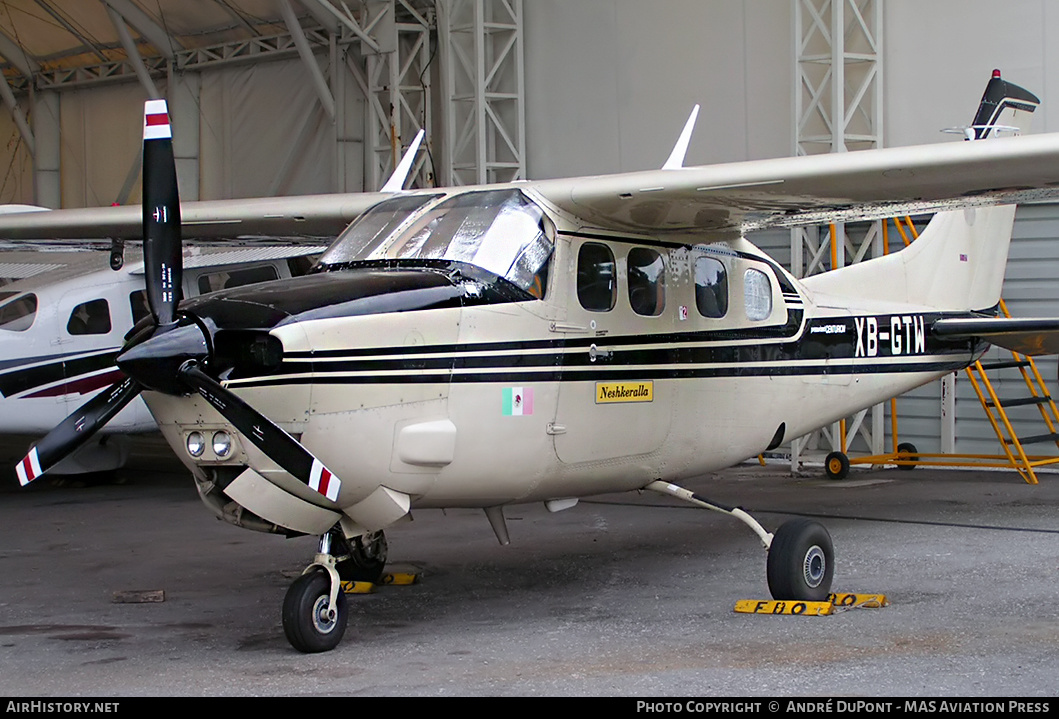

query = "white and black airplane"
[{"left": 8, "top": 73, "right": 1059, "bottom": 653}]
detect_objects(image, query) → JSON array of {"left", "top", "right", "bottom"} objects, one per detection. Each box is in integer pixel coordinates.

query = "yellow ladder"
[{"left": 964, "top": 301, "right": 1059, "bottom": 485}]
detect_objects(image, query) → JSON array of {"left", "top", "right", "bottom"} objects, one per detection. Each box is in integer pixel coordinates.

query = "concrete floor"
[{"left": 1, "top": 436, "right": 1058, "bottom": 697}]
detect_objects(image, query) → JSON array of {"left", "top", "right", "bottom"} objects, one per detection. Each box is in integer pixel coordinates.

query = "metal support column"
[
  {"left": 358, "top": 0, "right": 434, "bottom": 190},
  {"left": 789, "top": 0, "right": 884, "bottom": 471},
  {"left": 437, "top": 0, "right": 524, "bottom": 186}
]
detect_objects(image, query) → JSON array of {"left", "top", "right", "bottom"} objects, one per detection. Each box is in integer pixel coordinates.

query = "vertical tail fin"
[{"left": 803, "top": 72, "right": 1039, "bottom": 313}]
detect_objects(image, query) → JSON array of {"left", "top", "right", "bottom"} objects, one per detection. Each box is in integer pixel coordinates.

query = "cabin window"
[
  {"left": 744, "top": 268, "right": 772, "bottom": 321},
  {"left": 577, "top": 243, "right": 616, "bottom": 312},
  {"left": 130, "top": 290, "right": 150, "bottom": 325},
  {"left": 67, "top": 299, "right": 111, "bottom": 335},
  {"left": 0, "top": 293, "right": 37, "bottom": 332},
  {"left": 197, "top": 264, "right": 280, "bottom": 295},
  {"left": 628, "top": 247, "right": 665, "bottom": 317},
  {"left": 695, "top": 257, "right": 728, "bottom": 318}
]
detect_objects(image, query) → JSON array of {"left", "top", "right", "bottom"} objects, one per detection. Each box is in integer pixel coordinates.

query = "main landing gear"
[
  {"left": 282, "top": 529, "right": 388, "bottom": 653},
  {"left": 645, "top": 480, "right": 834, "bottom": 602}
]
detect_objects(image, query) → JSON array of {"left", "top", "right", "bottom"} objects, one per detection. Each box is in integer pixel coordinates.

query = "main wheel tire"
[
  {"left": 282, "top": 569, "right": 348, "bottom": 653},
  {"left": 766, "top": 519, "right": 835, "bottom": 602},
  {"left": 896, "top": 442, "right": 919, "bottom": 471},
  {"left": 337, "top": 531, "right": 388, "bottom": 584},
  {"left": 824, "top": 451, "right": 850, "bottom": 480}
]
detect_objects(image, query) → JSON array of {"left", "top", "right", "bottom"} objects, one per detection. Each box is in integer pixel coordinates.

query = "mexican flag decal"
[{"left": 502, "top": 387, "right": 534, "bottom": 416}]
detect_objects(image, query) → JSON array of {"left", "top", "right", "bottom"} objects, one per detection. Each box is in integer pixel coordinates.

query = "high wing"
[
  {"left": 527, "top": 131, "right": 1059, "bottom": 234},
  {"left": 6, "top": 132, "right": 1059, "bottom": 242},
  {"left": 0, "top": 130, "right": 427, "bottom": 244},
  {"left": 0, "top": 192, "right": 389, "bottom": 243}
]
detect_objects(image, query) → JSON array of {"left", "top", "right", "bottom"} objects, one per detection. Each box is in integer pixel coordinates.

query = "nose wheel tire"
[
  {"left": 766, "top": 519, "right": 834, "bottom": 602},
  {"left": 282, "top": 569, "right": 348, "bottom": 653}
]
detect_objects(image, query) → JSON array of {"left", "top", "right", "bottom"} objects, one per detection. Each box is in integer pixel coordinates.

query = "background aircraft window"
[
  {"left": 628, "top": 247, "right": 666, "bottom": 317},
  {"left": 67, "top": 298, "right": 111, "bottom": 335},
  {"left": 198, "top": 265, "right": 280, "bottom": 294},
  {"left": 130, "top": 290, "right": 150, "bottom": 325},
  {"left": 744, "top": 268, "right": 772, "bottom": 321},
  {"left": 577, "top": 242, "right": 616, "bottom": 311},
  {"left": 695, "top": 257, "right": 728, "bottom": 318},
  {"left": 0, "top": 293, "right": 37, "bottom": 332}
]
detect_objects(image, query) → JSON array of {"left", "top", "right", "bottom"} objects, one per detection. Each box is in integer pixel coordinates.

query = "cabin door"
[{"left": 551, "top": 238, "right": 672, "bottom": 464}]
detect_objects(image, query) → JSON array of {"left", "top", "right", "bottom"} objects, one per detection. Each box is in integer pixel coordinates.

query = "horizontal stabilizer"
[{"left": 933, "top": 317, "right": 1059, "bottom": 356}]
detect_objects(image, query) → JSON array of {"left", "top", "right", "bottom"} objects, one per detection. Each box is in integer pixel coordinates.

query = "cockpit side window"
[
  {"left": 577, "top": 242, "right": 616, "bottom": 312},
  {"left": 67, "top": 298, "right": 111, "bottom": 335},
  {"left": 695, "top": 256, "right": 728, "bottom": 319},
  {"left": 628, "top": 247, "right": 666, "bottom": 317},
  {"left": 0, "top": 293, "right": 37, "bottom": 332},
  {"left": 744, "top": 268, "right": 773, "bottom": 321}
]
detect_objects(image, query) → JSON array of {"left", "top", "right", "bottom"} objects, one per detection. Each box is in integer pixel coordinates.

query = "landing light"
[
  {"left": 186, "top": 432, "right": 205, "bottom": 457},
  {"left": 212, "top": 431, "right": 233, "bottom": 458}
]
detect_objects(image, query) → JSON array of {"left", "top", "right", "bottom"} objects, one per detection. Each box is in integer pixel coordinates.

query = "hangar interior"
[{"left": 1, "top": 0, "right": 1059, "bottom": 473}]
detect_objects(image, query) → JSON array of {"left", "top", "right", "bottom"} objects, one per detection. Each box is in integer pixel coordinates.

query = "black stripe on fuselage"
[
  {"left": 226, "top": 311, "right": 979, "bottom": 389},
  {"left": 229, "top": 357, "right": 973, "bottom": 389}
]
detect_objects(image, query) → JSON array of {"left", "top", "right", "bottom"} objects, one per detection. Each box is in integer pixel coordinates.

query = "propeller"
[
  {"left": 141, "top": 99, "right": 182, "bottom": 326},
  {"left": 16, "top": 100, "right": 344, "bottom": 506}
]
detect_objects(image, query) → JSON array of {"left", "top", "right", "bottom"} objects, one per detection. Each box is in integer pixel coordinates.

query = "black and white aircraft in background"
[{"left": 9, "top": 74, "right": 1059, "bottom": 653}]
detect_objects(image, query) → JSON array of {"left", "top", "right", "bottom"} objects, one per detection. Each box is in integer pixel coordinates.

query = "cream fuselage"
[{"left": 142, "top": 200, "right": 979, "bottom": 536}]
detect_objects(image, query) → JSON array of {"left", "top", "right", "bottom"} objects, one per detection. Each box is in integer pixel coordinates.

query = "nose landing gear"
[
  {"left": 282, "top": 529, "right": 390, "bottom": 652},
  {"left": 282, "top": 531, "right": 347, "bottom": 653},
  {"left": 282, "top": 568, "right": 348, "bottom": 653}
]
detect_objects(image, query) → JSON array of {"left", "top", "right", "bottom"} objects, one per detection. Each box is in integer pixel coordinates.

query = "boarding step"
[
  {"left": 985, "top": 396, "right": 1051, "bottom": 408},
  {"left": 1003, "top": 432, "right": 1059, "bottom": 446},
  {"left": 977, "top": 359, "right": 1031, "bottom": 371}
]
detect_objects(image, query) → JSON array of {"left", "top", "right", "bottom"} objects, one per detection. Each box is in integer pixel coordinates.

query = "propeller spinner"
[{"left": 16, "top": 101, "right": 343, "bottom": 505}]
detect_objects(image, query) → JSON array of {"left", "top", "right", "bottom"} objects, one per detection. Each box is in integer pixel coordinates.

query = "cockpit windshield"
[{"left": 318, "top": 190, "right": 553, "bottom": 296}]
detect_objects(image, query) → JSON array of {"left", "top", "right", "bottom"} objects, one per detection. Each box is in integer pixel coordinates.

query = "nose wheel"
[
  {"left": 282, "top": 569, "right": 348, "bottom": 653},
  {"left": 282, "top": 531, "right": 350, "bottom": 653}
]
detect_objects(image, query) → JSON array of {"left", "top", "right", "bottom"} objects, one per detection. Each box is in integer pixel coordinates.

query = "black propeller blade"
[
  {"left": 179, "top": 364, "right": 342, "bottom": 502},
  {"left": 142, "top": 99, "right": 182, "bottom": 326},
  {"left": 16, "top": 377, "right": 142, "bottom": 486},
  {"left": 17, "top": 99, "right": 346, "bottom": 505},
  {"left": 15, "top": 100, "right": 179, "bottom": 486}
]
